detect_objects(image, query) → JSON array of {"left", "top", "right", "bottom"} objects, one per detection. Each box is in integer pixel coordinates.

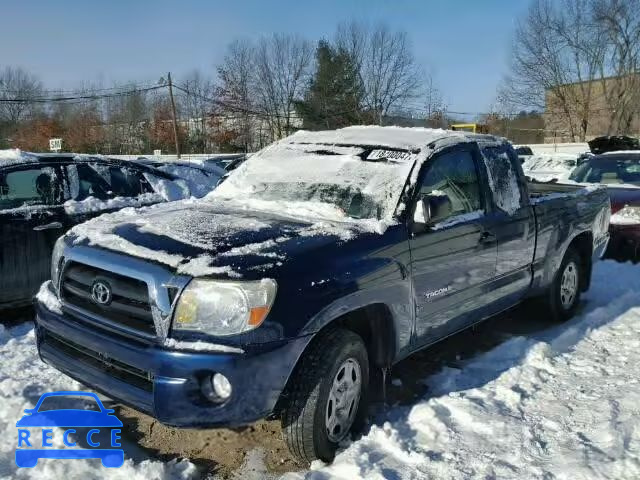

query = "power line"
[{"left": 0, "top": 85, "right": 165, "bottom": 103}]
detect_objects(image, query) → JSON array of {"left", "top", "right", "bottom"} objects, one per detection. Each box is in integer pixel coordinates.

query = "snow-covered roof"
[
  {"left": 0, "top": 149, "right": 37, "bottom": 168},
  {"left": 286, "top": 126, "right": 468, "bottom": 152}
]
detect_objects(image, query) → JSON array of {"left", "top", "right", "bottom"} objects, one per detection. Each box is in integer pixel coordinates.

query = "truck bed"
[{"left": 526, "top": 179, "right": 610, "bottom": 294}]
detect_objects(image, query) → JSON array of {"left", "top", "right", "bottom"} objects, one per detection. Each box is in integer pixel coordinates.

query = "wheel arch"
[{"left": 271, "top": 302, "right": 397, "bottom": 417}]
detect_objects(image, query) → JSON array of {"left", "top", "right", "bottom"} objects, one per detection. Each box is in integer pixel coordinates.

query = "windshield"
[
  {"left": 569, "top": 156, "right": 640, "bottom": 186},
  {"left": 210, "top": 143, "right": 415, "bottom": 222}
]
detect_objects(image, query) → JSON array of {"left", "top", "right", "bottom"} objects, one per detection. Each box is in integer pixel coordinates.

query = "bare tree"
[
  {"left": 424, "top": 75, "right": 447, "bottom": 128},
  {"left": 216, "top": 39, "right": 259, "bottom": 150},
  {"left": 0, "top": 67, "right": 43, "bottom": 137},
  {"left": 592, "top": 0, "right": 640, "bottom": 134},
  {"left": 500, "top": 0, "right": 607, "bottom": 141},
  {"left": 335, "top": 21, "right": 422, "bottom": 125},
  {"left": 180, "top": 70, "right": 216, "bottom": 152},
  {"left": 253, "top": 34, "right": 314, "bottom": 138}
]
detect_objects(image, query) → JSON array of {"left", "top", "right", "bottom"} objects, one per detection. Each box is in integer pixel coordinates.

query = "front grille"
[
  {"left": 60, "top": 262, "right": 155, "bottom": 336},
  {"left": 43, "top": 331, "right": 154, "bottom": 392}
]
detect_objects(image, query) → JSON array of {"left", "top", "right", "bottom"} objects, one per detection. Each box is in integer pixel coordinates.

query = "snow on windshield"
[{"left": 210, "top": 142, "right": 415, "bottom": 224}]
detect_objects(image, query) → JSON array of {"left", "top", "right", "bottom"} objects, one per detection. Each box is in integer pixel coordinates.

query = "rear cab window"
[{"left": 481, "top": 144, "right": 525, "bottom": 215}]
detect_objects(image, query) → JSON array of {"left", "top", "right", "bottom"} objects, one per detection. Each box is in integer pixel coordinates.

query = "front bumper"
[{"left": 35, "top": 301, "right": 311, "bottom": 428}]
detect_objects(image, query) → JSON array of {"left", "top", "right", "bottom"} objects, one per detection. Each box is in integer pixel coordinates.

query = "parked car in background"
[
  {"left": 588, "top": 135, "right": 640, "bottom": 154},
  {"left": 515, "top": 145, "right": 534, "bottom": 164},
  {"left": 199, "top": 154, "right": 246, "bottom": 173},
  {"left": 522, "top": 153, "right": 579, "bottom": 182},
  {"left": 35, "top": 127, "right": 609, "bottom": 464},
  {"left": 0, "top": 151, "right": 191, "bottom": 311},
  {"left": 134, "top": 158, "right": 225, "bottom": 198},
  {"left": 569, "top": 151, "right": 640, "bottom": 261}
]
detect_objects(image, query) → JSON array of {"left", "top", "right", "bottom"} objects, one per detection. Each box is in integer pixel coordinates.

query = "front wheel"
[
  {"left": 546, "top": 246, "right": 582, "bottom": 322},
  {"left": 281, "top": 328, "right": 369, "bottom": 464}
]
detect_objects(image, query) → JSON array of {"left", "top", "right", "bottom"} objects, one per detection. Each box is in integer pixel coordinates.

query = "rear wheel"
[
  {"left": 281, "top": 328, "right": 369, "bottom": 465},
  {"left": 546, "top": 246, "right": 582, "bottom": 322}
]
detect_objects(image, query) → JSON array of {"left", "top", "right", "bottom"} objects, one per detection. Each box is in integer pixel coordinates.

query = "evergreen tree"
[{"left": 296, "top": 40, "right": 364, "bottom": 129}]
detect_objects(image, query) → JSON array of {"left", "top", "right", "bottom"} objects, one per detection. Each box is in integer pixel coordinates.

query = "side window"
[
  {"left": 65, "top": 163, "right": 153, "bottom": 201},
  {"left": 109, "top": 166, "right": 151, "bottom": 196},
  {"left": 0, "top": 167, "right": 63, "bottom": 209},
  {"left": 419, "top": 149, "right": 483, "bottom": 222},
  {"left": 482, "top": 146, "right": 523, "bottom": 215},
  {"left": 65, "top": 164, "right": 112, "bottom": 201}
]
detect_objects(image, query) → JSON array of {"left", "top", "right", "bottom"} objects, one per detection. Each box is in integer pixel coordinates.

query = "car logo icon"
[
  {"left": 91, "top": 280, "right": 112, "bottom": 305},
  {"left": 15, "top": 391, "right": 124, "bottom": 468}
]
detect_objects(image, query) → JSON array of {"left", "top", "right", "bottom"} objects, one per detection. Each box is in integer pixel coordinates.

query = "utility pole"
[{"left": 167, "top": 72, "right": 181, "bottom": 158}]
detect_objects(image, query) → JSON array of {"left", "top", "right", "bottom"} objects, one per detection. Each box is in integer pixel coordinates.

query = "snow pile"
[
  {"left": 522, "top": 153, "right": 578, "bottom": 182},
  {"left": 288, "top": 260, "right": 640, "bottom": 480},
  {"left": 0, "top": 148, "right": 31, "bottom": 168},
  {"left": 0, "top": 323, "right": 197, "bottom": 479},
  {"left": 63, "top": 193, "right": 164, "bottom": 214}
]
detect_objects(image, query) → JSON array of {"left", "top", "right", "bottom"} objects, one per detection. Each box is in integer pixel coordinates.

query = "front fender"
[{"left": 300, "top": 278, "right": 413, "bottom": 362}]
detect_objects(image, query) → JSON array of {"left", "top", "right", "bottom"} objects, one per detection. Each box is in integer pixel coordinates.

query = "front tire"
[
  {"left": 281, "top": 328, "right": 369, "bottom": 464},
  {"left": 546, "top": 246, "right": 582, "bottom": 322}
]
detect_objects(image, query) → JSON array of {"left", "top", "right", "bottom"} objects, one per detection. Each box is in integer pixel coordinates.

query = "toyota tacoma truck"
[{"left": 34, "top": 127, "right": 610, "bottom": 464}]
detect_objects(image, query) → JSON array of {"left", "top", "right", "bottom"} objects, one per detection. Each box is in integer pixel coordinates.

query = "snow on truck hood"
[{"left": 68, "top": 199, "right": 382, "bottom": 278}]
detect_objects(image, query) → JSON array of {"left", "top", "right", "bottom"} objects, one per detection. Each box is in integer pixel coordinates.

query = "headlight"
[
  {"left": 173, "top": 279, "right": 277, "bottom": 336},
  {"left": 50, "top": 237, "right": 66, "bottom": 291},
  {"left": 610, "top": 205, "right": 640, "bottom": 225}
]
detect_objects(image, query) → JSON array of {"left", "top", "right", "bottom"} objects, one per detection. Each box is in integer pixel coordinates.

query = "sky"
[{"left": 0, "top": 0, "right": 531, "bottom": 116}]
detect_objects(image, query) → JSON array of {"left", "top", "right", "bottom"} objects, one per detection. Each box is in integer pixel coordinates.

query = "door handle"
[
  {"left": 33, "top": 221, "right": 63, "bottom": 231},
  {"left": 479, "top": 231, "right": 495, "bottom": 243}
]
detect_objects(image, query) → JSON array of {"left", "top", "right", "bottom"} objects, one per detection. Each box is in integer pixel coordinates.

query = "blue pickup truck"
[{"left": 34, "top": 127, "right": 610, "bottom": 464}]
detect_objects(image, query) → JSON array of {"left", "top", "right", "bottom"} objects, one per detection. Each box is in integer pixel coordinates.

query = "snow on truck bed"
[{"left": 3, "top": 260, "right": 640, "bottom": 479}]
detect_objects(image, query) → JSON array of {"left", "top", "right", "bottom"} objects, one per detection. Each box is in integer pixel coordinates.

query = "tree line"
[
  {"left": 0, "top": 21, "right": 447, "bottom": 155},
  {"left": 500, "top": 0, "right": 640, "bottom": 142},
  {"left": 5, "top": 1, "right": 635, "bottom": 155}
]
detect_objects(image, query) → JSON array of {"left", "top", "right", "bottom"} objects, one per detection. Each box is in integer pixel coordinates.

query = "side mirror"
[
  {"left": 413, "top": 197, "right": 431, "bottom": 226},
  {"left": 413, "top": 193, "right": 453, "bottom": 228}
]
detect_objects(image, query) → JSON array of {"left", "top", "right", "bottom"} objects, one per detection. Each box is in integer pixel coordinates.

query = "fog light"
[{"left": 212, "top": 373, "right": 232, "bottom": 400}]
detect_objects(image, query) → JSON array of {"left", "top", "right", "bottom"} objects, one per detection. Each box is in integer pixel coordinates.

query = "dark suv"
[{"left": 0, "top": 152, "right": 189, "bottom": 310}]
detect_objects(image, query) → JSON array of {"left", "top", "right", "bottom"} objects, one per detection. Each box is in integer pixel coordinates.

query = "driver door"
[
  {"left": 408, "top": 145, "right": 498, "bottom": 347},
  {"left": 0, "top": 165, "right": 66, "bottom": 307}
]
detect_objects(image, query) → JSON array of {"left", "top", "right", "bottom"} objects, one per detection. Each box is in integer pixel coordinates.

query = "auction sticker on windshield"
[
  {"left": 366, "top": 149, "right": 413, "bottom": 161},
  {"left": 15, "top": 391, "right": 124, "bottom": 468}
]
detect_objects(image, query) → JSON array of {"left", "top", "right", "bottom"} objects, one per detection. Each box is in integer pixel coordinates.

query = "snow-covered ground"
[
  {"left": 290, "top": 260, "right": 640, "bottom": 479},
  {"left": 2, "top": 260, "right": 640, "bottom": 479}
]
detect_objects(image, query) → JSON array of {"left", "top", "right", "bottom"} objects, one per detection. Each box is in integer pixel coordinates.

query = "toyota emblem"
[{"left": 91, "top": 280, "right": 112, "bottom": 305}]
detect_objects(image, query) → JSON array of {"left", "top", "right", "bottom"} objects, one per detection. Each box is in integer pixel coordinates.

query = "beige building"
[{"left": 544, "top": 74, "right": 640, "bottom": 143}]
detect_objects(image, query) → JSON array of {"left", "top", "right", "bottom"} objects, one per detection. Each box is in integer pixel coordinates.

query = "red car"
[{"left": 569, "top": 151, "right": 640, "bottom": 261}]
